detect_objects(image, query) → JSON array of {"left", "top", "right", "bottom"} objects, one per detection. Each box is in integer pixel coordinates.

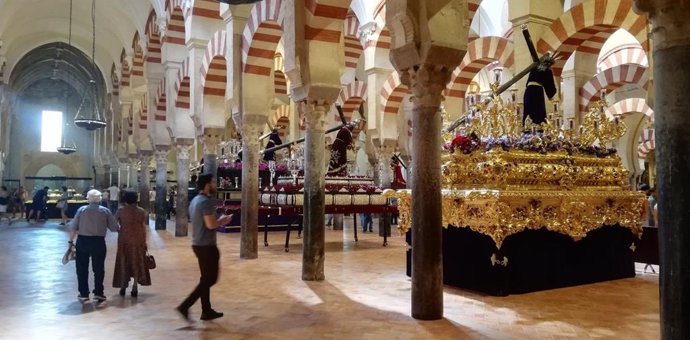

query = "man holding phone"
[{"left": 176, "top": 173, "right": 232, "bottom": 321}]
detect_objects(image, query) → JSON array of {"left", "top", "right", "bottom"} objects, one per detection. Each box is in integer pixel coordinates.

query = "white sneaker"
[
  {"left": 78, "top": 295, "right": 90, "bottom": 303},
  {"left": 94, "top": 294, "right": 106, "bottom": 302}
]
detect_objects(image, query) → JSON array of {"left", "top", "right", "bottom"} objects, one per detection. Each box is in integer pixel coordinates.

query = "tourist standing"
[
  {"left": 14, "top": 186, "right": 27, "bottom": 219},
  {"left": 58, "top": 186, "right": 69, "bottom": 226},
  {"left": 113, "top": 191, "right": 151, "bottom": 297},
  {"left": 107, "top": 183, "right": 120, "bottom": 213},
  {"left": 149, "top": 188, "right": 156, "bottom": 216},
  {"left": 27, "top": 186, "right": 49, "bottom": 223},
  {"left": 68, "top": 190, "right": 119, "bottom": 303},
  {"left": 176, "top": 173, "right": 232, "bottom": 321},
  {"left": 0, "top": 186, "right": 11, "bottom": 224}
]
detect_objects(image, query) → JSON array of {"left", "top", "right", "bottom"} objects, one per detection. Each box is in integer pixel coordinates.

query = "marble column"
[
  {"left": 240, "top": 122, "right": 261, "bottom": 259},
  {"left": 128, "top": 162, "right": 138, "bottom": 190},
  {"left": 175, "top": 140, "right": 194, "bottom": 237},
  {"left": 154, "top": 147, "right": 169, "bottom": 230},
  {"left": 302, "top": 101, "right": 328, "bottom": 281},
  {"left": 202, "top": 129, "right": 222, "bottom": 178},
  {"left": 103, "top": 165, "right": 111, "bottom": 188},
  {"left": 633, "top": 2, "right": 690, "bottom": 338},
  {"left": 138, "top": 153, "right": 152, "bottom": 211},
  {"left": 332, "top": 214, "right": 344, "bottom": 231},
  {"left": 406, "top": 64, "right": 451, "bottom": 320}
]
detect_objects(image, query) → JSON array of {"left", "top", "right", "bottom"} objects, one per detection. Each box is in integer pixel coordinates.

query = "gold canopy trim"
[{"left": 386, "top": 189, "right": 645, "bottom": 249}]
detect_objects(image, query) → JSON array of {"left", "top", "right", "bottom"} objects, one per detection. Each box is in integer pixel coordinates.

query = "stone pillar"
[
  {"left": 128, "top": 162, "right": 138, "bottom": 189},
  {"left": 174, "top": 139, "right": 194, "bottom": 237},
  {"left": 301, "top": 101, "right": 328, "bottom": 281},
  {"left": 633, "top": 2, "right": 690, "bottom": 338},
  {"left": 154, "top": 147, "right": 169, "bottom": 230},
  {"left": 332, "top": 214, "right": 344, "bottom": 230},
  {"left": 405, "top": 64, "right": 451, "bottom": 320},
  {"left": 103, "top": 165, "right": 111, "bottom": 188},
  {"left": 138, "top": 152, "right": 152, "bottom": 211},
  {"left": 201, "top": 128, "right": 222, "bottom": 178},
  {"left": 240, "top": 122, "right": 261, "bottom": 259}
]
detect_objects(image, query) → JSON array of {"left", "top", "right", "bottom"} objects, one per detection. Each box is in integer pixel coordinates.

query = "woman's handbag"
[{"left": 145, "top": 250, "right": 156, "bottom": 270}]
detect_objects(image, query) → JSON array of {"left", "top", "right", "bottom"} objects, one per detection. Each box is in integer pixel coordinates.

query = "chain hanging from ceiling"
[{"left": 57, "top": 0, "right": 78, "bottom": 155}]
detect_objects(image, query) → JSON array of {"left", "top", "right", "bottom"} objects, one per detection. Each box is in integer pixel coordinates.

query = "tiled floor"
[{"left": 0, "top": 217, "right": 660, "bottom": 339}]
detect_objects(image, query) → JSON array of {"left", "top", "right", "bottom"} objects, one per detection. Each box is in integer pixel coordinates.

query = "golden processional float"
[{"left": 385, "top": 26, "right": 645, "bottom": 295}]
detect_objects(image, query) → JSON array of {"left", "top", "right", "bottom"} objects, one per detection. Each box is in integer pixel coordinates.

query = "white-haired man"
[{"left": 68, "top": 190, "right": 119, "bottom": 303}]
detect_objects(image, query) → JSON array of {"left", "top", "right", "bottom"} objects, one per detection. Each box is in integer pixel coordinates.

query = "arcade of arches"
[{"left": 0, "top": 0, "right": 688, "bottom": 339}]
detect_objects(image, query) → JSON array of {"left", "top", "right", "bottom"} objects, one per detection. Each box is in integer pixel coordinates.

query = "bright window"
[{"left": 40, "top": 110, "right": 63, "bottom": 152}]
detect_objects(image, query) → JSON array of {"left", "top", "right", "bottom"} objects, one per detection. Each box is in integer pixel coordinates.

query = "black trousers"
[
  {"left": 75, "top": 236, "right": 107, "bottom": 296},
  {"left": 180, "top": 245, "right": 219, "bottom": 313}
]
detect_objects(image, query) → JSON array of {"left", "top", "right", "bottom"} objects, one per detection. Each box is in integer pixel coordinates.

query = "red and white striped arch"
[
  {"left": 164, "top": 0, "right": 186, "bottom": 45},
  {"left": 579, "top": 63, "right": 648, "bottom": 112},
  {"left": 337, "top": 81, "right": 367, "bottom": 122},
  {"left": 366, "top": 1, "right": 390, "bottom": 51},
  {"left": 380, "top": 72, "right": 409, "bottom": 116},
  {"left": 145, "top": 10, "right": 162, "bottom": 64},
  {"left": 637, "top": 128, "right": 655, "bottom": 159},
  {"left": 604, "top": 97, "right": 655, "bottom": 122},
  {"left": 139, "top": 93, "right": 148, "bottom": 129},
  {"left": 190, "top": 0, "right": 222, "bottom": 20},
  {"left": 343, "top": 12, "right": 364, "bottom": 72},
  {"left": 131, "top": 32, "right": 145, "bottom": 77},
  {"left": 269, "top": 105, "right": 290, "bottom": 138},
  {"left": 446, "top": 36, "right": 514, "bottom": 99},
  {"left": 598, "top": 45, "right": 648, "bottom": 71},
  {"left": 274, "top": 70, "right": 287, "bottom": 95},
  {"left": 536, "top": 0, "right": 648, "bottom": 77},
  {"left": 468, "top": 0, "right": 480, "bottom": 20},
  {"left": 110, "top": 63, "right": 120, "bottom": 96},
  {"left": 201, "top": 30, "right": 228, "bottom": 97},
  {"left": 242, "top": 0, "right": 284, "bottom": 76},
  {"left": 155, "top": 77, "right": 166, "bottom": 121},
  {"left": 119, "top": 49, "right": 131, "bottom": 88},
  {"left": 304, "top": 0, "right": 350, "bottom": 43},
  {"left": 174, "top": 57, "right": 191, "bottom": 109}
]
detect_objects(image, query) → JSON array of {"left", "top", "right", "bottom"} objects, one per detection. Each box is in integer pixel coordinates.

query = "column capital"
[
  {"left": 154, "top": 147, "right": 169, "bottom": 164},
  {"left": 201, "top": 127, "right": 223, "bottom": 155},
  {"left": 301, "top": 100, "right": 329, "bottom": 132},
  {"left": 634, "top": 0, "right": 690, "bottom": 50},
  {"left": 175, "top": 143, "right": 192, "bottom": 161},
  {"left": 400, "top": 64, "right": 452, "bottom": 108}
]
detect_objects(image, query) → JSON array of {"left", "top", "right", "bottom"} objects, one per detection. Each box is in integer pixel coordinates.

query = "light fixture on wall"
[{"left": 74, "top": 0, "right": 106, "bottom": 131}]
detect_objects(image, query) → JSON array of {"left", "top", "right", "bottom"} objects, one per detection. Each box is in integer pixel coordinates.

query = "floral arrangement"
[
  {"left": 447, "top": 132, "right": 618, "bottom": 158},
  {"left": 262, "top": 184, "right": 383, "bottom": 194},
  {"left": 218, "top": 161, "right": 288, "bottom": 171},
  {"left": 445, "top": 134, "right": 481, "bottom": 154}
]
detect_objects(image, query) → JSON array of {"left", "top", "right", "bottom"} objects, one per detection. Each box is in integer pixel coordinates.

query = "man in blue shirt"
[
  {"left": 177, "top": 173, "right": 232, "bottom": 321},
  {"left": 68, "top": 190, "right": 119, "bottom": 303}
]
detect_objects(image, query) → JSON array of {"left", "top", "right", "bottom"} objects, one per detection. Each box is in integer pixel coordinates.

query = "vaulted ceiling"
[{"left": 0, "top": 0, "right": 165, "bottom": 93}]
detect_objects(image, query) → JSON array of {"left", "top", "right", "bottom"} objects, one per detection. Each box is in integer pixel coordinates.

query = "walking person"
[
  {"left": 67, "top": 190, "right": 119, "bottom": 303},
  {"left": 27, "top": 186, "right": 49, "bottom": 223},
  {"left": 176, "top": 173, "right": 232, "bottom": 322},
  {"left": 14, "top": 186, "right": 27, "bottom": 219},
  {"left": 0, "top": 186, "right": 12, "bottom": 224},
  {"left": 113, "top": 191, "right": 151, "bottom": 298},
  {"left": 107, "top": 183, "right": 120, "bottom": 214},
  {"left": 58, "top": 186, "right": 70, "bottom": 226}
]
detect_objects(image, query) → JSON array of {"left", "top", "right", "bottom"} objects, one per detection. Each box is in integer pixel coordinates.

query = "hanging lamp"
[
  {"left": 57, "top": 0, "right": 77, "bottom": 155},
  {"left": 58, "top": 94, "right": 78, "bottom": 155},
  {"left": 74, "top": 0, "right": 107, "bottom": 131}
]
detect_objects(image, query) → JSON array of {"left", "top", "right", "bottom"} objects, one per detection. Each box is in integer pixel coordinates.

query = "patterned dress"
[{"left": 113, "top": 204, "right": 151, "bottom": 287}]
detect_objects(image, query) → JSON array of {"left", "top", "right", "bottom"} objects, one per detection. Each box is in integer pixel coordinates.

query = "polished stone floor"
[{"left": 0, "top": 218, "right": 660, "bottom": 339}]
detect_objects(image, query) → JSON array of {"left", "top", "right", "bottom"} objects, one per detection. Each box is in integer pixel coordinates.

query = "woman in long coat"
[{"left": 113, "top": 191, "right": 151, "bottom": 297}]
